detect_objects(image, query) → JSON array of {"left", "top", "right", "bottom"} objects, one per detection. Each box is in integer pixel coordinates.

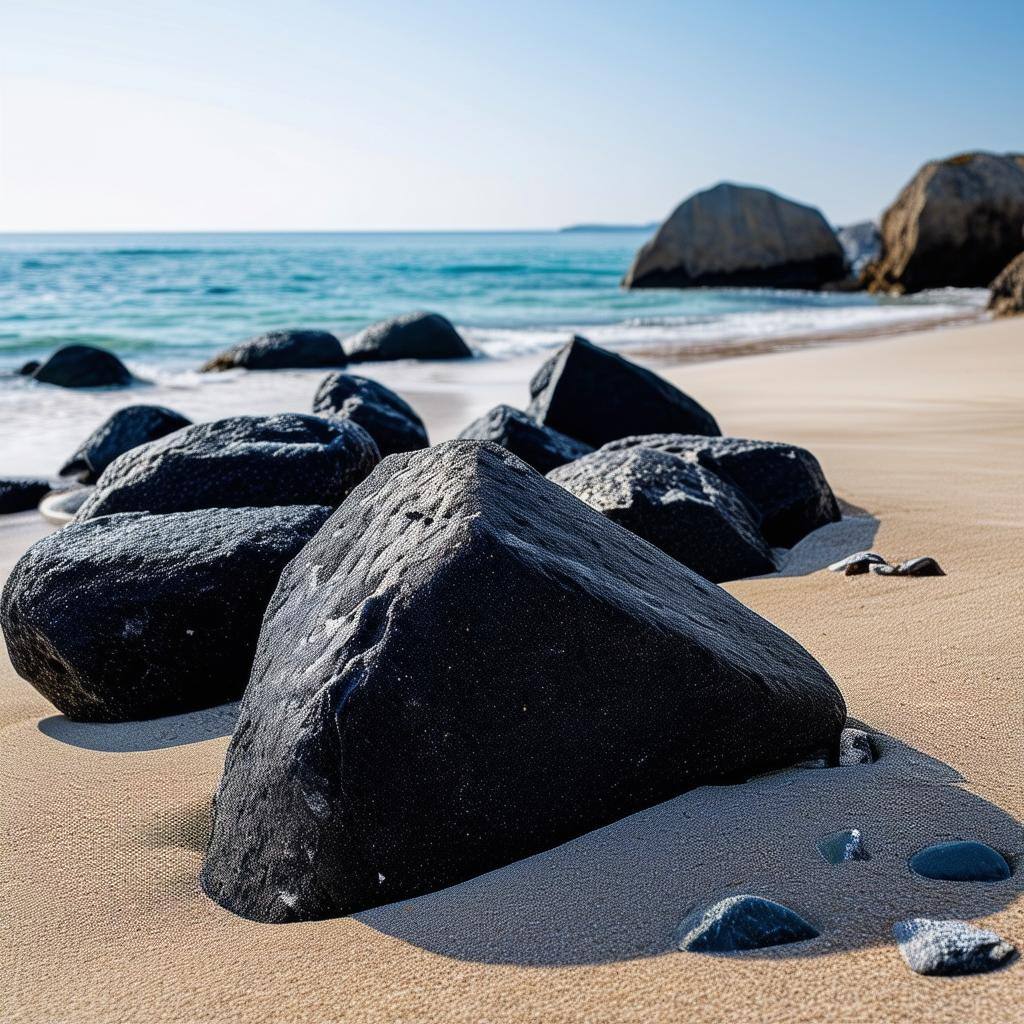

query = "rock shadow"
[
  {"left": 357, "top": 726, "right": 1022, "bottom": 966},
  {"left": 38, "top": 701, "right": 239, "bottom": 752},
  {"left": 763, "top": 512, "right": 880, "bottom": 578}
]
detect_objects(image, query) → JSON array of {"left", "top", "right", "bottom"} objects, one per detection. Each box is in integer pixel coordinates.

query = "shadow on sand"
[
  {"left": 764, "top": 506, "right": 880, "bottom": 579},
  {"left": 356, "top": 724, "right": 1022, "bottom": 966},
  {"left": 38, "top": 701, "right": 239, "bottom": 752}
]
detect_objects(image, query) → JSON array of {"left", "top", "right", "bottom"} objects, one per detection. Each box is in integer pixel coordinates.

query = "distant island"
[{"left": 559, "top": 222, "right": 659, "bottom": 233}]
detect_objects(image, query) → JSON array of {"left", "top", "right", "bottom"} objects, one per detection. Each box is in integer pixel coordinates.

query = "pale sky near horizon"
[{"left": 1, "top": 0, "right": 1021, "bottom": 232}]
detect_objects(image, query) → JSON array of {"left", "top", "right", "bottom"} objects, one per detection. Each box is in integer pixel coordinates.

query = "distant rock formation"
[
  {"left": 862, "top": 152, "right": 1024, "bottom": 293},
  {"left": 29, "top": 344, "right": 134, "bottom": 388},
  {"left": 988, "top": 251, "right": 1024, "bottom": 316},
  {"left": 341, "top": 312, "right": 472, "bottom": 362},
  {"left": 201, "top": 329, "right": 346, "bottom": 372},
  {"left": 836, "top": 221, "right": 881, "bottom": 278},
  {"left": 623, "top": 183, "right": 845, "bottom": 290}
]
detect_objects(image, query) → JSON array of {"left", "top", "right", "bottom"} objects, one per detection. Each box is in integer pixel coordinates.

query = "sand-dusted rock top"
[
  {"left": 863, "top": 151, "right": 1024, "bottom": 293},
  {"left": 624, "top": 183, "right": 845, "bottom": 289},
  {"left": 201, "top": 440, "right": 844, "bottom": 923},
  {"left": 988, "top": 251, "right": 1024, "bottom": 316}
]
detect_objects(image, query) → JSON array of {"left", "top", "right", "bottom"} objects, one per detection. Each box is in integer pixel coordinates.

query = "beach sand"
[{"left": 3, "top": 317, "right": 1022, "bottom": 1023}]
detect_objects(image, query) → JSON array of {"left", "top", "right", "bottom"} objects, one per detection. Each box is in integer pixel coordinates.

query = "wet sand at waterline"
[{"left": 3, "top": 316, "right": 1022, "bottom": 1023}]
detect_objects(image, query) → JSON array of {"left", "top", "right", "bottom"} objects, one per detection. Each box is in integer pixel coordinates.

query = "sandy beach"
[{"left": 3, "top": 316, "right": 1022, "bottom": 1023}]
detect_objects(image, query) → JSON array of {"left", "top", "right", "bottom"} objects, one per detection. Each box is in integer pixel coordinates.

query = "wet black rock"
[
  {"left": 59, "top": 405, "right": 192, "bottom": 483},
  {"left": 200, "top": 440, "right": 846, "bottom": 923},
  {"left": 838, "top": 727, "right": 876, "bottom": 765},
  {"left": 547, "top": 447, "right": 775, "bottom": 582},
  {"left": 525, "top": 336, "right": 719, "bottom": 448},
  {"left": 893, "top": 918, "right": 1016, "bottom": 976},
  {"left": 818, "top": 828, "right": 870, "bottom": 864},
  {"left": 676, "top": 895, "right": 820, "bottom": 953},
  {"left": 18, "top": 360, "right": 40, "bottom": 376},
  {"left": 341, "top": 312, "right": 472, "bottom": 363},
  {"left": 457, "top": 404, "right": 592, "bottom": 473},
  {"left": 909, "top": 841, "right": 1011, "bottom": 882},
  {"left": 603, "top": 433, "right": 840, "bottom": 548},
  {"left": 201, "top": 329, "right": 346, "bottom": 372},
  {"left": 828, "top": 551, "right": 887, "bottom": 575},
  {"left": 312, "top": 373, "right": 428, "bottom": 457},
  {"left": 870, "top": 556, "right": 945, "bottom": 577},
  {"left": 0, "top": 478, "right": 52, "bottom": 514},
  {"left": 76, "top": 414, "right": 379, "bottom": 520},
  {"left": 29, "top": 344, "right": 134, "bottom": 388},
  {"left": 0, "top": 505, "right": 332, "bottom": 721}
]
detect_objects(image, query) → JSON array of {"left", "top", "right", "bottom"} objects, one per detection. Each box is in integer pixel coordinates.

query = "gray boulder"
[
  {"left": 342, "top": 312, "right": 472, "bottom": 362},
  {"left": 59, "top": 405, "right": 192, "bottom": 483},
  {"left": 624, "top": 183, "right": 845, "bottom": 290},
  {"left": 201, "top": 329, "right": 346, "bottom": 372},
  {"left": 30, "top": 344, "right": 134, "bottom": 388},
  {"left": 989, "top": 251, "right": 1024, "bottom": 316},
  {"left": 200, "top": 441, "right": 845, "bottom": 923},
  {"left": 864, "top": 152, "right": 1024, "bottom": 293},
  {"left": 893, "top": 919, "right": 1016, "bottom": 976},
  {"left": 602, "top": 434, "right": 840, "bottom": 548},
  {"left": 547, "top": 447, "right": 775, "bottom": 582},
  {"left": 76, "top": 414, "right": 379, "bottom": 520},
  {"left": 836, "top": 221, "right": 881, "bottom": 277},
  {"left": 0, "top": 478, "right": 52, "bottom": 514},
  {"left": 457, "top": 404, "right": 592, "bottom": 474},
  {"left": 312, "top": 373, "right": 428, "bottom": 457},
  {"left": 1, "top": 505, "right": 332, "bottom": 721},
  {"left": 526, "top": 336, "right": 719, "bottom": 447}
]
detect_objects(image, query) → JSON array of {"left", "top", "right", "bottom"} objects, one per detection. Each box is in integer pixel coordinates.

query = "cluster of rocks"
[
  {"left": 623, "top": 152, "right": 1024, "bottom": 313},
  {"left": 828, "top": 551, "right": 945, "bottom": 577}
]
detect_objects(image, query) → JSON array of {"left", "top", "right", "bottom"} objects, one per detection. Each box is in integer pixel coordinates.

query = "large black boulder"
[
  {"left": 201, "top": 441, "right": 846, "bottom": 923},
  {"left": 30, "top": 344, "right": 134, "bottom": 388},
  {"left": 76, "top": 414, "right": 379, "bottom": 520},
  {"left": 312, "top": 373, "right": 428, "bottom": 457},
  {"left": 602, "top": 434, "right": 841, "bottom": 547},
  {"left": 457, "top": 404, "right": 592, "bottom": 474},
  {"left": 547, "top": 447, "right": 775, "bottom": 582},
  {"left": 526, "top": 336, "right": 719, "bottom": 447},
  {"left": 0, "top": 478, "right": 52, "bottom": 514},
  {"left": 201, "top": 329, "right": 346, "bottom": 372},
  {"left": 59, "top": 405, "right": 192, "bottom": 483},
  {"left": 1, "top": 505, "right": 331, "bottom": 721},
  {"left": 341, "top": 312, "right": 472, "bottom": 362}
]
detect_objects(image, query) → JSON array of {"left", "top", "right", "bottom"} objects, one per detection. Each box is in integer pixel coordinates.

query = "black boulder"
[
  {"left": 457, "top": 404, "right": 592, "bottom": 473},
  {"left": 0, "top": 478, "right": 52, "bottom": 515},
  {"left": 201, "top": 329, "right": 346, "bottom": 372},
  {"left": 29, "top": 344, "right": 134, "bottom": 388},
  {"left": 526, "top": 336, "right": 719, "bottom": 446},
  {"left": 341, "top": 312, "right": 472, "bottom": 362},
  {"left": 312, "top": 373, "right": 428, "bottom": 457},
  {"left": 1, "top": 505, "right": 332, "bottom": 721},
  {"left": 76, "top": 413, "right": 379, "bottom": 520},
  {"left": 602, "top": 433, "right": 840, "bottom": 547},
  {"left": 59, "top": 404, "right": 192, "bottom": 483},
  {"left": 547, "top": 447, "right": 775, "bottom": 582},
  {"left": 201, "top": 440, "right": 845, "bottom": 923}
]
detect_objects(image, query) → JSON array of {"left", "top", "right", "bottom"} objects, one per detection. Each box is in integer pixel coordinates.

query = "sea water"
[{"left": 0, "top": 231, "right": 987, "bottom": 475}]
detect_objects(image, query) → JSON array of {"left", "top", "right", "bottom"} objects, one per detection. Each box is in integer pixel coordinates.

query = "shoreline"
[{"left": 3, "top": 315, "right": 1023, "bottom": 1023}]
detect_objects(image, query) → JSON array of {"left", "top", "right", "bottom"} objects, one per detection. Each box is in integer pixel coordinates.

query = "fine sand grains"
[{"left": 3, "top": 317, "right": 1023, "bottom": 1024}]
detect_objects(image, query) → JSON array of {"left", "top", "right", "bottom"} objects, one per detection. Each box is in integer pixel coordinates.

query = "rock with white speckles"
[
  {"left": 839, "top": 727, "right": 876, "bottom": 765},
  {"left": 76, "top": 414, "right": 379, "bottom": 520},
  {"left": 676, "top": 894, "right": 820, "bottom": 952},
  {"left": 457, "top": 404, "right": 592, "bottom": 474},
  {"left": 0, "top": 505, "right": 332, "bottom": 721},
  {"left": 818, "top": 828, "right": 870, "bottom": 863},
  {"left": 0, "top": 478, "right": 52, "bottom": 514},
  {"left": 602, "top": 434, "right": 840, "bottom": 547},
  {"left": 201, "top": 440, "right": 846, "bottom": 923},
  {"left": 893, "top": 918, "right": 1016, "bottom": 975},
  {"left": 547, "top": 446, "right": 775, "bottom": 582}
]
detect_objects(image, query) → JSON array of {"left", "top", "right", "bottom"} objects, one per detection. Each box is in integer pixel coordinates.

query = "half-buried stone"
[
  {"left": 0, "top": 505, "right": 332, "bottom": 721},
  {"left": 201, "top": 329, "right": 346, "bottom": 372},
  {"left": 547, "top": 447, "right": 775, "bottom": 583},
  {"left": 457, "top": 404, "right": 592, "bottom": 474},
  {"left": 59, "top": 404, "right": 192, "bottom": 483},
  {"left": 675, "top": 895, "right": 820, "bottom": 953},
  {"left": 525, "top": 336, "right": 719, "bottom": 448},
  {"left": 909, "top": 841, "right": 1011, "bottom": 882},
  {"left": 602, "top": 434, "right": 841, "bottom": 548},
  {"left": 341, "top": 312, "right": 472, "bottom": 362},
  {"left": 76, "top": 414, "right": 379, "bottom": 520},
  {"left": 312, "top": 373, "right": 428, "bottom": 457},
  {"left": 200, "top": 440, "right": 846, "bottom": 922},
  {"left": 893, "top": 918, "right": 1017, "bottom": 976}
]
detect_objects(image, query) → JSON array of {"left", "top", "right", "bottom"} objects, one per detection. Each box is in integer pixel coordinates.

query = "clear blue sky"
[{"left": 1, "top": 0, "right": 1021, "bottom": 231}]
